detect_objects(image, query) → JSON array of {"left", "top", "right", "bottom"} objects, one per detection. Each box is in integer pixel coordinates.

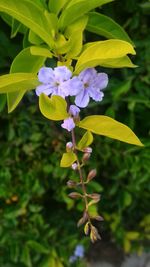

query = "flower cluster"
[{"left": 36, "top": 66, "right": 108, "bottom": 131}]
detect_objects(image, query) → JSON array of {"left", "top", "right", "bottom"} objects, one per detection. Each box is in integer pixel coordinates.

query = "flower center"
[{"left": 84, "top": 82, "right": 89, "bottom": 89}]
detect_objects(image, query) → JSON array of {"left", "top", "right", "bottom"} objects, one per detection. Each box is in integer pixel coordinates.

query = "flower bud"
[
  {"left": 90, "top": 225, "right": 101, "bottom": 243},
  {"left": 89, "top": 193, "right": 101, "bottom": 202},
  {"left": 84, "top": 222, "right": 90, "bottom": 236},
  {"left": 82, "top": 153, "right": 91, "bottom": 162},
  {"left": 87, "top": 169, "right": 97, "bottom": 182},
  {"left": 68, "top": 192, "right": 82, "bottom": 199},
  {"left": 94, "top": 215, "right": 104, "bottom": 222},
  {"left": 83, "top": 147, "right": 92, "bottom": 153},
  {"left": 67, "top": 180, "right": 77, "bottom": 188},
  {"left": 71, "top": 163, "right": 78, "bottom": 170},
  {"left": 77, "top": 211, "right": 88, "bottom": 227},
  {"left": 66, "top": 142, "right": 73, "bottom": 152}
]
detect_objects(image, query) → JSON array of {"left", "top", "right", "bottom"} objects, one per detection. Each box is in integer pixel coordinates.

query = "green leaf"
[
  {"left": 30, "top": 46, "right": 53, "bottom": 58},
  {"left": 21, "top": 246, "right": 32, "bottom": 267},
  {"left": 86, "top": 12, "right": 134, "bottom": 45},
  {"left": 60, "top": 151, "right": 77, "bottom": 167},
  {"left": 77, "top": 131, "right": 93, "bottom": 150},
  {"left": 58, "top": 0, "right": 113, "bottom": 31},
  {"left": 75, "top": 39, "right": 136, "bottom": 73},
  {"left": 126, "top": 231, "right": 140, "bottom": 240},
  {"left": 0, "top": 73, "right": 39, "bottom": 94},
  {"left": 39, "top": 94, "right": 68, "bottom": 121},
  {"left": 11, "top": 18, "right": 22, "bottom": 38},
  {"left": 28, "top": 30, "right": 43, "bottom": 45},
  {"left": 0, "top": 0, "right": 55, "bottom": 47},
  {"left": 64, "top": 15, "right": 88, "bottom": 58},
  {"left": 7, "top": 47, "right": 45, "bottom": 112},
  {"left": 78, "top": 115, "right": 143, "bottom": 146},
  {"left": 0, "top": 94, "right": 6, "bottom": 112},
  {"left": 27, "top": 240, "right": 49, "bottom": 254},
  {"left": 49, "top": 0, "right": 70, "bottom": 15}
]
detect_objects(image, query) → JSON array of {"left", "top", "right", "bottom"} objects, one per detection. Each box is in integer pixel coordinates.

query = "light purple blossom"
[
  {"left": 74, "top": 68, "right": 108, "bottom": 108},
  {"left": 66, "top": 142, "right": 73, "bottom": 149},
  {"left": 69, "top": 255, "right": 77, "bottom": 263},
  {"left": 36, "top": 66, "right": 72, "bottom": 98},
  {"left": 61, "top": 118, "right": 75, "bottom": 132},
  {"left": 69, "top": 105, "right": 80, "bottom": 117},
  {"left": 74, "top": 245, "right": 84, "bottom": 258},
  {"left": 71, "top": 163, "right": 78, "bottom": 170}
]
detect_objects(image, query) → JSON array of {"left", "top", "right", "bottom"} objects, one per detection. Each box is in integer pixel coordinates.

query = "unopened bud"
[
  {"left": 89, "top": 193, "right": 101, "bottom": 201},
  {"left": 71, "top": 163, "right": 78, "bottom": 170},
  {"left": 68, "top": 192, "right": 82, "bottom": 199},
  {"left": 94, "top": 215, "right": 104, "bottom": 222},
  {"left": 77, "top": 211, "right": 88, "bottom": 227},
  {"left": 90, "top": 225, "right": 101, "bottom": 243},
  {"left": 87, "top": 169, "right": 97, "bottom": 182},
  {"left": 82, "top": 153, "right": 91, "bottom": 162},
  {"left": 83, "top": 147, "right": 92, "bottom": 153},
  {"left": 84, "top": 222, "right": 90, "bottom": 235},
  {"left": 66, "top": 142, "right": 73, "bottom": 152},
  {"left": 67, "top": 180, "right": 77, "bottom": 188}
]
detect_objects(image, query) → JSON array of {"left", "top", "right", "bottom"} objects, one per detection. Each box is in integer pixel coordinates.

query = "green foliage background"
[{"left": 0, "top": 0, "right": 150, "bottom": 266}]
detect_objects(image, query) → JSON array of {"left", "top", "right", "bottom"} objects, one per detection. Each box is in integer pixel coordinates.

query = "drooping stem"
[{"left": 71, "top": 129, "right": 91, "bottom": 225}]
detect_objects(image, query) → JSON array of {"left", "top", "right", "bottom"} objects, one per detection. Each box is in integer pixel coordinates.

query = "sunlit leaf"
[
  {"left": 78, "top": 115, "right": 143, "bottom": 146},
  {"left": 75, "top": 39, "right": 136, "bottom": 73},
  {"left": 60, "top": 152, "right": 77, "bottom": 167},
  {"left": 39, "top": 94, "right": 69, "bottom": 121},
  {"left": 0, "top": 73, "right": 39, "bottom": 93},
  {"left": 77, "top": 131, "right": 93, "bottom": 150},
  {"left": 58, "top": 0, "right": 113, "bottom": 30},
  {"left": 7, "top": 47, "right": 45, "bottom": 112},
  {"left": 0, "top": 0, "right": 55, "bottom": 47}
]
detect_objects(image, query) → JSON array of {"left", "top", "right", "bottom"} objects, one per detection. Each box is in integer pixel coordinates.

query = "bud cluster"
[{"left": 66, "top": 138, "right": 103, "bottom": 242}]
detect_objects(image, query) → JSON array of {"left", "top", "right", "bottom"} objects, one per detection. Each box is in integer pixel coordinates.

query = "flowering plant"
[{"left": 0, "top": 0, "right": 143, "bottom": 243}]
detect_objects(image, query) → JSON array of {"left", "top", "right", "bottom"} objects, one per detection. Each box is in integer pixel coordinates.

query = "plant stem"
[{"left": 71, "top": 129, "right": 91, "bottom": 224}]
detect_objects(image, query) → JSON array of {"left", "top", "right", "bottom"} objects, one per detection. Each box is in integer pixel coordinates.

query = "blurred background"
[{"left": 0, "top": 0, "right": 150, "bottom": 266}]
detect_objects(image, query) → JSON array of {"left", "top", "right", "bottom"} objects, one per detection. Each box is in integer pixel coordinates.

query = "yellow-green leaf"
[
  {"left": 7, "top": 47, "right": 45, "bottom": 112},
  {"left": 124, "top": 238, "right": 131, "bottom": 253},
  {"left": 0, "top": 0, "right": 55, "bottom": 47},
  {"left": 75, "top": 39, "right": 136, "bottom": 74},
  {"left": 60, "top": 152, "right": 77, "bottom": 167},
  {"left": 126, "top": 231, "right": 140, "bottom": 240},
  {"left": 58, "top": 0, "right": 113, "bottom": 31},
  {"left": 77, "top": 131, "right": 93, "bottom": 150},
  {"left": 79, "top": 115, "right": 143, "bottom": 146},
  {"left": 0, "top": 73, "right": 39, "bottom": 93},
  {"left": 39, "top": 93, "right": 68, "bottom": 121},
  {"left": 30, "top": 46, "right": 53, "bottom": 58}
]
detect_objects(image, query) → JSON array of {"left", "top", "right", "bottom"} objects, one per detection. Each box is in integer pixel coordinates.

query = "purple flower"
[
  {"left": 71, "top": 163, "right": 78, "bottom": 170},
  {"left": 69, "top": 105, "right": 80, "bottom": 117},
  {"left": 36, "top": 66, "right": 72, "bottom": 98},
  {"left": 69, "top": 255, "right": 77, "bottom": 263},
  {"left": 61, "top": 118, "right": 75, "bottom": 132},
  {"left": 75, "top": 68, "right": 108, "bottom": 108},
  {"left": 74, "top": 245, "right": 84, "bottom": 258}
]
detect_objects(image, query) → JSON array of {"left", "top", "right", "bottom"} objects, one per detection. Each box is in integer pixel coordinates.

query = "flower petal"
[
  {"left": 61, "top": 118, "right": 75, "bottom": 132},
  {"left": 95, "top": 73, "right": 108, "bottom": 90},
  {"left": 88, "top": 87, "right": 104, "bottom": 101},
  {"left": 69, "top": 105, "right": 80, "bottom": 117},
  {"left": 75, "top": 90, "right": 90, "bottom": 108},
  {"left": 38, "top": 67, "right": 54, "bottom": 83},
  {"left": 54, "top": 66, "right": 72, "bottom": 82},
  {"left": 66, "top": 77, "right": 83, "bottom": 96},
  {"left": 79, "top": 68, "right": 97, "bottom": 83},
  {"left": 35, "top": 84, "right": 54, "bottom": 96}
]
